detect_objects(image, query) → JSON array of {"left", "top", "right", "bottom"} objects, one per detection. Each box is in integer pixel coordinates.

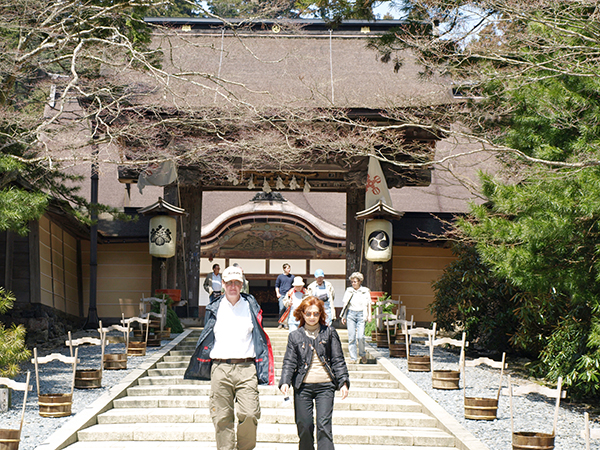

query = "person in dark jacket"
[
  {"left": 184, "top": 266, "right": 274, "bottom": 450},
  {"left": 279, "top": 296, "right": 349, "bottom": 450}
]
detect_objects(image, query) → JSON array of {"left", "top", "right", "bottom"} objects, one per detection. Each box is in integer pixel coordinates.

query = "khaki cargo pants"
[{"left": 210, "top": 361, "right": 261, "bottom": 450}]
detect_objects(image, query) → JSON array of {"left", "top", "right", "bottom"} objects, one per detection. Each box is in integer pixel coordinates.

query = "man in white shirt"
[
  {"left": 203, "top": 263, "right": 222, "bottom": 302},
  {"left": 185, "top": 265, "right": 274, "bottom": 450}
]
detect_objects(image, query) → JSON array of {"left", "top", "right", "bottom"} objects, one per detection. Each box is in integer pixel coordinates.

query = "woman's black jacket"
[{"left": 278, "top": 324, "right": 350, "bottom": 391}]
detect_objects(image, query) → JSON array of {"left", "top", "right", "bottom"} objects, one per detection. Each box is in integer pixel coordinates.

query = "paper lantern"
[
  {"left": 364, "top": 219, "right": 392, "bottom": 262},
  {"left": 149, "top": 215, "right": 176, "bottom": 258}
]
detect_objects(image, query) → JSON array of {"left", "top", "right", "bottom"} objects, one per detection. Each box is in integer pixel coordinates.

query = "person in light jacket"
[
  {"left": 340, "top": 272, "right": 371, "bottom": 364},
  {"left": 284, "top": 276, "right": 308, "bottom": 332},
  {"left": 307, "top": 269, "right": 336, "bottom": 325},
  {"left": 203, "top": 263, "right": 222, "bottom": 302},
  {"left": 279, "top": 296, "right": 349, "bottom": 450},
  {"left": 184, "top": 266, "right": 274, "bottom": 450}
]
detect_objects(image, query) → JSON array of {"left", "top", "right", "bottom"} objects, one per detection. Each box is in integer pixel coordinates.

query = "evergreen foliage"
[
  {"left": 370, "top": 0, "right": 600, "bottom": 399},
  {"left": 430, "top": 243, "right": 520, "bottom": 352},
  {"left": 151, "top": 295, "right": 184, "bottom": 333},
  {"left": 0, "top": 288, "right": 30, "bottom": 378},
  {"left": 166, "top": 308, "right": 184, "bottom": 333},
  {"left": 456, "top": 7, "right": 600, "bottom": 397}
]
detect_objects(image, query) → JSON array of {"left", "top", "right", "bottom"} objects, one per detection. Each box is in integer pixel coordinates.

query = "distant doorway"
[{"left": 251, "top": 285, "right": 279, "bottom": 317}]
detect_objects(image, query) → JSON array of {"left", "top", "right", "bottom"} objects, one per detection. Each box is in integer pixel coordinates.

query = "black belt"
[{"left": 212, "top": 358, "right": 255, "bottom": 364}]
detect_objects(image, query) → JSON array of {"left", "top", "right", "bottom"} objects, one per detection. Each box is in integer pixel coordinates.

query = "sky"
[{"left": 373, "top": 1, "right": 403, "bottom": 19}]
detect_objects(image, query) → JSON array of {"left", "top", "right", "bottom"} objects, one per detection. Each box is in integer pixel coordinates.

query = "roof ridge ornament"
[
  {"left": 251, "top": 192, "right": 287, "bottom": 202},
  {"left": 356, "top": 198, "right": 403, "bottom": 220},
  {"left": 138, "top": 197, "right": 186, "bottom": 216}
]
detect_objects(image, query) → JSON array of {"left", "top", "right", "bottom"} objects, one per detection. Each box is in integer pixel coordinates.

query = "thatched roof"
[{"left": 127, "top": 18, "right": 454, "bottom": 111}]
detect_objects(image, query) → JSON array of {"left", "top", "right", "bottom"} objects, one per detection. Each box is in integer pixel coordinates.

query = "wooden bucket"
[
  {"left": 0, "top": 429, "right": 21, "bottom": 450},
  {"left": 407, "top": 355, "right": 431, "bottom": 372},
  {"left": 512, "top": 432, "right": 554, "bottom": 450},
  {"left": 147, "top": 334, "right": 161, "bottom": 347},
  {"left": 432, "top": 369, "right": 461, "bottom": 389},
  {"left": 464, "top": 396, "right": 498, "bottom": 420},
  {"left": 127, "top": 341, "right": 146, "bottom": 356},
  {"left": 0, "top": 429, "right": 20, "bottom": 450},
  {"left": 376, "top": 333, "right": 393, "bottom": 348},
  {"left": 104, "top": 353, "right": 127, "bottom": 370},
  {"left": 389, "top": 342, "right": 407, "bottom": 358},
  {"left": 38, "top": 393, "right": 72, "bottom": 417},
  {"left": 155, "top": 329, "right": 171, "bottom": 340},
  {"left": 74, "top": 369, "right": 102, "bottom": 389},
  {"left": 149, "top": 319, "right": 161, "bottom": 330}
]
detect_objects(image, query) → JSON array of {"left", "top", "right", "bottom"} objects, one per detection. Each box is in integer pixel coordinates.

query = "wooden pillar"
[
  {"left": 162, "top": 184, "right": 202, "bottom": 317},
  {"left": 28, "top": 220, "right": 40, "bottom": 305},
  {"left": 177, "top": 185, "right": 202, "bottom": 317},
  {"left": 76, "top": 240, "right": 84, "bottom": 318},
  {"left": 151, "top": 257, "right": 161, "bottom": 296},
  {"left": 166, "top": 184, "right": 202, "bottom": 318},
  {"left": 346, "top": 187, "right": 365, "bottom": 285},
  {"left": 382, "top": 257, "right": 393, "bottom": 297}
]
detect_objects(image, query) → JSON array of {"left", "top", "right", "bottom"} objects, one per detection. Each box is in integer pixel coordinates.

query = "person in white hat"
[
  {"left": 284, "top": 276, "right": 308, "bottom": 332},
  {"left": 307, "top": 269, "right": 336, "bottom": 326},
  {"left": 184, "top": 265, "right": 274, "bottom": 450}
]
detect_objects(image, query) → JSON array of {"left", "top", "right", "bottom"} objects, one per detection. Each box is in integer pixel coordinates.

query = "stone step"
[
  {"left": 97, "top": 407, "right": 437, "bottom": 427},
  {"left": 66, "top": 441, "right": 456, "bottom": 450},
  {"left": 148, "top": 365, "right": 387, "bottom": 377},
  {"left": 153, "top": 362, "right": 391, "bottom": 380},
  {"left": 77, "top": 423, "right": 454, "bottom": 446},
  {"left": 168, "top": 348, "right": 355, "bottom": 357},
  {"left": 125, "top": 384, "right": 410, "bottom": 400},
  {"left": 53, "top": 328, "right": 481, "bottom": 450},
  {"left": 177, "top": 334, "right": 350, "bottom": 340},
  {"left": 155, "top": 360, "right": 379, "bottom": 370},
  {"left": 162, "top": 355, "right": 382, "bottom": 371},
  {"left": 138, "top": 376, "right": 209, "bottom": 386},
  {"left": 166, "top": 352, "right": 357, "bottom": 361},
  {"left": 112, "top": 395, "right": 424, "bottom": 412},
  {"left": 158, "top": 355, "right": 382, "bottom": 372},
  {"left": 140, "top": 373, "right": 401, "bottom": 389}
]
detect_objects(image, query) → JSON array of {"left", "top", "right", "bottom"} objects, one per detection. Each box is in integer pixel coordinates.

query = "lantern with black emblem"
[
  {"left": 138, "top": 198, "right": 187, "bottom": 259},
  {"left": 365, "top": 219, "right": 393, "bottom": 262}
]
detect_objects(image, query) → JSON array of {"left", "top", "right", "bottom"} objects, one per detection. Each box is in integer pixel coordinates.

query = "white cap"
[
  {"left": 292, "top": 276, "right": 305, "bottom": 286},
  {"left": 222, "top": 266, "right": 244, "bottom": 283}
]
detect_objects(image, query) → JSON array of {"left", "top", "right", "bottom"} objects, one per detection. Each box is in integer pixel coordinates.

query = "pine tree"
[
  {"left": 0, "top": 288, "right": 30, "bottom": 378},
  {"left": 370, "top": 0, "right": 600, "bottom": 398}
]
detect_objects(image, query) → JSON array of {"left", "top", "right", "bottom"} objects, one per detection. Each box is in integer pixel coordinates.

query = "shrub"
[
  {"left": 0, "top": 287, "right": 30, "bottom": 377},
  {"left": 151, "top": 294, "right": 183, "bottom": 334},
  {"left": 430, "top": 243, "right": 520, "bottom": 352}
]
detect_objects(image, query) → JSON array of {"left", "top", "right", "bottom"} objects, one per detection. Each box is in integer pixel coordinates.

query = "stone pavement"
[{"left": 38, "top": 328, "right": 487, "bottom": 450}]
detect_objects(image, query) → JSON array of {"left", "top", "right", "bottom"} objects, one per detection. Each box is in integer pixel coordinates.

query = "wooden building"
[{"left": 1, "top": 18, "right": 491, "bottom": 329}]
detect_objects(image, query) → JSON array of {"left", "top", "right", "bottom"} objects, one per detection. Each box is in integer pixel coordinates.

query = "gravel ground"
[
  {"left": 367, "top": 337, "right": 599, "bottom": 450},
  {"left": 2, "top": 329, "right": 598, "bottom": 450},
  {"left": 0, "top": 330, "right": 177, "bottom": 450}
]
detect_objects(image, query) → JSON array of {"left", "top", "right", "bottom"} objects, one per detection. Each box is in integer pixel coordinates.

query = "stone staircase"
[{"left": 57, "top": 328, "right": 469, "bottom": 450}]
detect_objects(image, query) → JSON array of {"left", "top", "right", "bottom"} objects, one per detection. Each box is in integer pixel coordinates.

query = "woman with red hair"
[{"left": 279, "top": 296, "right": 350, "bottom": 450}]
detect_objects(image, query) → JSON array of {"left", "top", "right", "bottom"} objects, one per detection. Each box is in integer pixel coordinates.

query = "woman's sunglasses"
[{"left": 304, "top": 311, "right": 320, "bottom": 317}]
